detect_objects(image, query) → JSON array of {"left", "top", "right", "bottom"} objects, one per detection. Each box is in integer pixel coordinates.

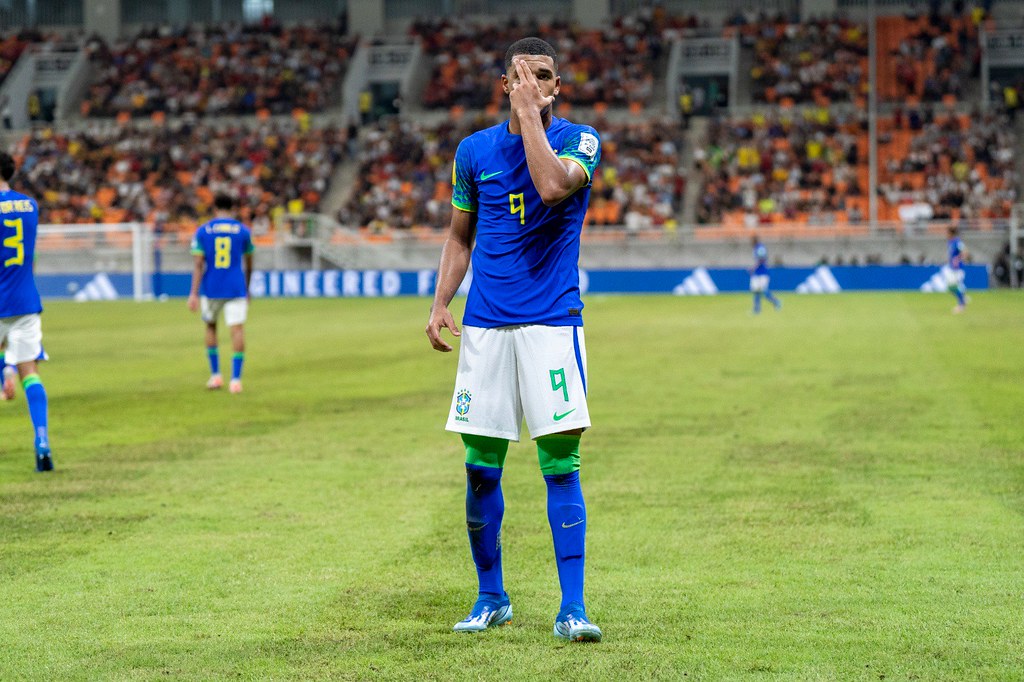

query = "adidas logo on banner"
[
  {"left": 672, "top": 268, "right": 718, "bottom": 296},
  {"left": 796, "top": 266, "right": 841, "bottom": 294},
  {"left": 73, "top": 273, "right": 119, "bottom": 301},
  {"left": 920, "top": 266, "right": 953, "bottom": 292}
]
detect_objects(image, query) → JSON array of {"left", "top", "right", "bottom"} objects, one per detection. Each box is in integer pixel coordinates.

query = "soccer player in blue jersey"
[
  {"left": 0, "top": 152, "right": 53, "bottom": 471},
  {"left": 750, "top": 235, "right": 782, "bottom": 314},
  {"left": 187, "top": 195, "right": 254, "bottom": 394},
  {"left": 425, "top": 37, "right": 603, "bottom": 642},
  {"left": 946, "top": 226, "right": 969, "bottom": 314}
]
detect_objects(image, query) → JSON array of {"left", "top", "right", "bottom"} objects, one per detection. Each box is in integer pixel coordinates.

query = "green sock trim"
[
  {"left": 462, "top": 434, "right": 509, "bottom": 469},
  {"left": 22, "top": 374, "right": 41, "bottom": 389},
  {"left": 537, "top": 434, "right": 581, "bottom": 475},
  {"left": 233, "top": 352, "right": 244, "bottom": 359}
]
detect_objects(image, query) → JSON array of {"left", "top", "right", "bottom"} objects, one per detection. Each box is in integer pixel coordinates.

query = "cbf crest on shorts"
[{"left": 455, "top": 389, "right": 472, "bottom": 422}]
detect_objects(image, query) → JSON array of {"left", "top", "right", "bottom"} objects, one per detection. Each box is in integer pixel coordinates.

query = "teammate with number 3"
[
  {"left": 0, "top": 152, "right": 53, "bottom": 472},
  {"left": 188, "top": 194, "right": 254, "bottom": 394},
  {"left": 425, "top": 38, "right": 603, "bottom": 642}
]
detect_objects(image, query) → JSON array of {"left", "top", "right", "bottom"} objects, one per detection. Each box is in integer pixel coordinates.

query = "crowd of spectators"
[
  {"left": 879, "top": 107, "right": 1017, "bottom": 221},
  {"left": 340, "top": 114, "right": 686, "bottom": 232},
  {"left": 11, "top": 118, "right": 347, "bottom": 230},
  {"left": 82, "top": 20, "right": 356, "bottom": 118},
  {"left": 0, "top": 30, "right": 35, "bottom": 88},
  {"left": 411, "top": 9, "right": 708, "bottom": 110},
  {"left": 696, "top": 108, "right": 869, "bottom": 225},
  {"left": 740, "top": 17, "right": 869, "bottom": 105},
  {"left": 340, "top": 116, "right": 462, "bottom": 232}
]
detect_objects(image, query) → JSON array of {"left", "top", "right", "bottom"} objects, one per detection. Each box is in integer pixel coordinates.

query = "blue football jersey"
[
  {"left": 0, "top": 189, "right": 42, "bottom": 317},
  {"left": 190, "top": 218, "right": 254, "bottom": 299},
  {"left": 947, "top": 237, "right": 964, "bottom": 269},
  {"left": 452, "top": 116, "right": 601, "bottom": 328},
  {"left": 753, "top": 244, "right": 770, "bottom": 275}
]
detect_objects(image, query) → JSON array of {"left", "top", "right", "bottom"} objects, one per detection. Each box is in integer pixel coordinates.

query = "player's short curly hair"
[
  {"left": 214, "top": 194, "right": 236, "bottom": 211},
  {"left": 504, "top": 37, "right": 558, "bottom": 74},
  {"left": 0, "top": 152, "right": 16, "bottom": 182}
]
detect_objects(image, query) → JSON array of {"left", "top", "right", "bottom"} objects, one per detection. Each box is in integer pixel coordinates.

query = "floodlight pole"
[{"left": 868, "top": 0, "right": 879, "bottom": 233}]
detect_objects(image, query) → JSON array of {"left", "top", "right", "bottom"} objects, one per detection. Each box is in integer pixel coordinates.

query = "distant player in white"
[{"left": 425, "top": 37, "right": 602, "bottom": 642}]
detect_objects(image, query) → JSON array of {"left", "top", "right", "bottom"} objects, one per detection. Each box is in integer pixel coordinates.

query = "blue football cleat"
[
  {"left": 553, "top": 603, "right": 602, "bottom": 642},
  {"left": 453, "top": 593, "right": 512, "bottom": 632}
]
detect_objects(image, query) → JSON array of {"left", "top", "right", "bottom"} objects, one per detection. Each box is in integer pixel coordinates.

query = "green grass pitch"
[{"left": 1, "top": 292, "right": 1022, "bottom": 680}]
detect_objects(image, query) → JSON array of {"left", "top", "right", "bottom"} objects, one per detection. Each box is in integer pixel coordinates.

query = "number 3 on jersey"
[
  {"left": 214, "top": 236, "right": 231, "bottom": 269},
  {"left": 509, "top": 193, "right": 525, "bottom": 225},
  {"left": 3, "top": 217, "right": 24, "bottom": 267}
]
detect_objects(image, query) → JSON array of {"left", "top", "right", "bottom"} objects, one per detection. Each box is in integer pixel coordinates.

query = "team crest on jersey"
[
  {"left": 455, "top": 389, "right": 472, "bottom": 419},
  {"left": 578, "top": 132, "right": 598, "bottom": 158}
]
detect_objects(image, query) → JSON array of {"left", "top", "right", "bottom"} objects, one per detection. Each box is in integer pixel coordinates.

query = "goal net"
[{"left": 36, "top": 223, "right": 153, "bottom": 301}]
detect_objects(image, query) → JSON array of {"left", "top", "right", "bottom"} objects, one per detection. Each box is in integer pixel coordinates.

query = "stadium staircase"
[{"left": 680, "top": 116, "right": 708, "bottom": 227}]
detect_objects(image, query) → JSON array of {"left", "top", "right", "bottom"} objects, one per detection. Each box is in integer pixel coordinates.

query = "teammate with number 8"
[
  {"left": 425, "top": 37, "right": 603, "bottom": 642},
  {"left": 188, "top": 194, "right": 254, "bottom": 394}
]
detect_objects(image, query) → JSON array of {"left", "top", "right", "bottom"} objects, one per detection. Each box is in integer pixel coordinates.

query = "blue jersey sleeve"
[
  {"left": 558, "top": 125, "right": 601, "bottom": 184},
  {"left": 451, "top": 139, "right": 477, "bottom": 213}
]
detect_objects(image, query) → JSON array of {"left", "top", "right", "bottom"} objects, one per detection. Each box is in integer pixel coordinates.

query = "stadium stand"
[
  {"left": 12, "top": 118, "right": 346, "bottom": 238},
  {"left": 740, "top": 17, "right": 869, "bottom": 106},
  {"left": 877, "top": 107, "right": 1017, "bottom": 222},
  {"left": 695, "top": 107, "right": 870, "bottom": 227},
  {"left": 82, "top": 20, "right": 356, "bottom": 117},
  {"left": 410, "top": 10, "right": 701, "bottom": 110}
]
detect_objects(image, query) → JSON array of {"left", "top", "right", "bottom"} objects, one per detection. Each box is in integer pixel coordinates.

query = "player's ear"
[
  {"left": 553, "top": 75, "right": 560, "bottom": 97},
  {"left": 501, "top": 73, "right": 511, "bottom": 94}
]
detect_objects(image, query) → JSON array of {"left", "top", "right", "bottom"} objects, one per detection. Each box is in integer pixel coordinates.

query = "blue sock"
[
  {"left": 765, "top": 291, "right": 781, "bottom": 308},
  {"left": 232, "top": 352, "right": 244, "bottom": 381},
  {"left": 465, "top": 463, "right": 505, "bottom": 598},
  {"left": 207, "top": 346, "right": 219, "bottom": 375},
  {"left": 545, "top": 470, "right": 586, "bottom": 611},
  {"left": 753, "top": 292, "right": 762, "bottom": 314},
  {"left": 22, "top": 375, "right": 49, "bottom": 452},
  {"left": 954, "top": 287, "right": 966, "bottom": 306}
]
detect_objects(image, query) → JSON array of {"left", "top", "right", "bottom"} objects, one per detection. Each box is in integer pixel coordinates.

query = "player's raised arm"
[
  {"left": 510, "top": 58, "right": 588, "bottom": 206},
  {"left": 426, "top": 208, "right": 476, "bottom": 352}
]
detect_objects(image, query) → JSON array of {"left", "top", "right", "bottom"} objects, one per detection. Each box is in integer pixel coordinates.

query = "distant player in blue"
[
  {"left": 750, "top": 235, "right": 782, "bottom": 314},
  {"left": 0, "top": 151, "right": 53, "bottom": 471},
  {"left": 188, "top": 194, "right": 254, "bottom": 394},
  {"left": 946, "top": 226, "right": 969, "bottom": 314},
  {"left": 425, "top": 37, "right": 602, "bottom": 642}
]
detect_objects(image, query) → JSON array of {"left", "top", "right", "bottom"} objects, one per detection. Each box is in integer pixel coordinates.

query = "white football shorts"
[
  {"left": 0, "top": 314, "right": 43, "bottom": 365},
  {"left": 201, "top": 297, "right": 248, "bottom": 326},
  {"left": 750, "top": 274, "right": 769, "bottom": 293},
  {"left": 446, "top": 325, "right": 591, "bottom": 441},
  {"left": 944, "top": 268, "right": 965, "bottom": 288}
]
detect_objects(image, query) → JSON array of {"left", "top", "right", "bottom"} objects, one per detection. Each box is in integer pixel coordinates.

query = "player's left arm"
[
  {"left": 512, "top": 60, "right": 592, "bottom": 207},
  {"left": 187, "top": 234, "right": 205, "bottom": 312},
  {"left": 187, "top": 254, "right": 204, "bottom": 312},
  {"left": 243, "top": 234, "right": 254, "bottom": 300}
]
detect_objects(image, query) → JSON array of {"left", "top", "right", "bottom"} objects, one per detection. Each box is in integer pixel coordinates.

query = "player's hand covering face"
[{"left": 506, "top": 56, "right": 559, "bottom": 118}]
